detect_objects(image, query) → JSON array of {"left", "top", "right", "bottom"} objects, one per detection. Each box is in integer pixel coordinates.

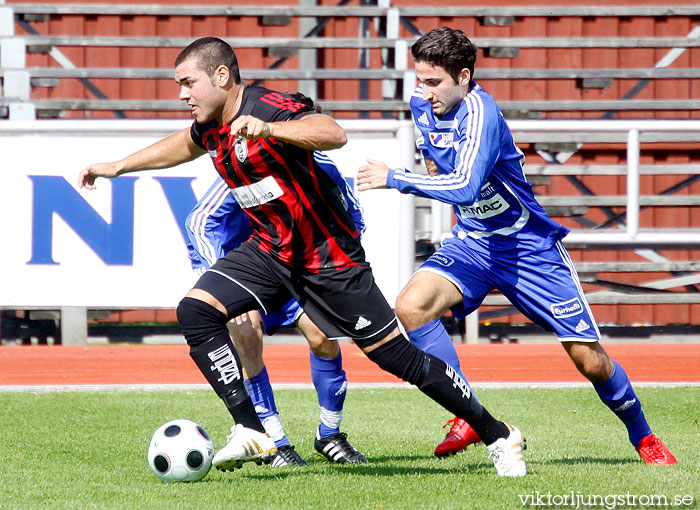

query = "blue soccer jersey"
[
  {"left": 185, "top": 151, "right": 365, "bottom": 333},
  {"left": 186, "top": 177, "right": 252, "bottom": 274},
  {"left": 387, "top": 82, "right": 569, "bottom": 254},
  {"left": 387, "top": 82, "right": 599, "bottom": 341}
]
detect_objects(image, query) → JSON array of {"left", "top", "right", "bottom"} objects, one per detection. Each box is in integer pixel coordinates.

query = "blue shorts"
[
  {"left": 259, "top": 298, "right": 304, "bottom": 335},
  {"left": 418, "top": 237, "right": 600, "bottom": 342}
]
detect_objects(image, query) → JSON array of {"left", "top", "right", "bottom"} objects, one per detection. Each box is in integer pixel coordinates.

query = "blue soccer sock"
[
  {"left": 592, "top": 360, "right": 651, "bottom": 447},
  {"left": 406, "top": 319, "right": 476, "bottom": 401},
  {"left": 245, "top": 367, "right": 290, "bottom": 448},
  {"left": 310, "top": 350, "right": 347, "bottom": 438}
]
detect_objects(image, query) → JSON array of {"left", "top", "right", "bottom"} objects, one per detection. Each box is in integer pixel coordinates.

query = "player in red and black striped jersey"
[
  {"left": 189, "top": 85, "right": 364, "bottom": 271},
  {"left": 79, "top": 37, "right": 523, "bottom": 476}
]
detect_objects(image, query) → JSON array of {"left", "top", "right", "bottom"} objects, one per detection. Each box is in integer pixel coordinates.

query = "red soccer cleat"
[
  {"left": 434, "top": 417, "right": 483, "bottom": 458},
  {"left": 635, "top": 434, "right": 677, "bottom": 465}
]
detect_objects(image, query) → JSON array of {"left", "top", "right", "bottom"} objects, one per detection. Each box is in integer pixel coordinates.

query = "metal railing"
[{"left": 512, "top": 120, "right": 700, "bottom": 246}]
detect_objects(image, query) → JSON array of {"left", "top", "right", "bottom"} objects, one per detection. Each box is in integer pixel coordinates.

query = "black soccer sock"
[
  {"left": 364, "top": 334, "right": 509, "bottom": 444},
  {"left": 177, "top": 297, "right": 265, "bottom": 433}
]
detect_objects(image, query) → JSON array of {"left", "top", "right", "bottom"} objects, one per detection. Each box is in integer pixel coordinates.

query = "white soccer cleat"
[
  {"left": 486, "top": 423, "right": 527, "bottom": 477},
  {"left": 212, "top": 424, "right": 278, "bottom": 471}
]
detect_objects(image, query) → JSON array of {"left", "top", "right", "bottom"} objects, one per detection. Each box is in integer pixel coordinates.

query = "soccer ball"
[{"left": 147, "top": 419, "right": 215, "bottom": 482}]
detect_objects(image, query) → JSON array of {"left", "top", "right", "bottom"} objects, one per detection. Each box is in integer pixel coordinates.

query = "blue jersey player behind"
[
  {"left": 185, "top": 95, "right": 367, "bottom": 467},
  {"left": 358, "top": 27, "right": 676, "bottom": 465}
]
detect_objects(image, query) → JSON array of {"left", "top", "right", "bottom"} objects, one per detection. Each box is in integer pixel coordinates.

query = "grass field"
[{"left": 1, "top": 386, "right": 698, "bottom": 510}]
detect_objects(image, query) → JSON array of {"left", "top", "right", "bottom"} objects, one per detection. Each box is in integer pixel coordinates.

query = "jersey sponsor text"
[
  {"left": 429, "top": 131, "right": 453, "bottom": 148},
  {"left": 457, "top": 196, "right": 510, "bottom": 220},
  {"left": 457, "top": 181, "right": 511, "bottom": 220},
  {"left": 229, "top": 175, "right": 284, "bottom": 209}
]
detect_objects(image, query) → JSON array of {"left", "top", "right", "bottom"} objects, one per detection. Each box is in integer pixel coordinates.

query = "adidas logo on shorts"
[
  {"left": 575, "top": 319, "right": 590, "bottom": 333},
  {"left": 354, "top": 316, "right": 372, "bottom": 330}
]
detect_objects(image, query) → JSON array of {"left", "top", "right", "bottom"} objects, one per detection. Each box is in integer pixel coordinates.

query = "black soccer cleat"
[
  {"left": 269, "top": 444, "right": 309, "bottom": 467},
  {"left": 314, "top": 428, "right": 367, "bottom": 464}
]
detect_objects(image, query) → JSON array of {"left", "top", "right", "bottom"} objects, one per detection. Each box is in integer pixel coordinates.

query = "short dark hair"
[
  {"left": 175, "top": 37, "right": 241, "bottom": 84},
  {"left": 411, "top": 27, "right": 478, "bottom": 84}
]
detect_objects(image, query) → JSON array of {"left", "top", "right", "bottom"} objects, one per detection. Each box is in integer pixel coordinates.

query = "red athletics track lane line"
[{"left": 0, "top": 343, "right": 699, "bottom": 386}]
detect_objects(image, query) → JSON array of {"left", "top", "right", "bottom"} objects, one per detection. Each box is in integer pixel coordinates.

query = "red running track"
[{"left": 1, "top": 343, "right": 698, "bottom": 386}]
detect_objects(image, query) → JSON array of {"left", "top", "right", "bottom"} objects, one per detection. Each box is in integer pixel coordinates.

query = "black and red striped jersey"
[{"left": 190, "top": 85, "right": 364, "bottom": 272}]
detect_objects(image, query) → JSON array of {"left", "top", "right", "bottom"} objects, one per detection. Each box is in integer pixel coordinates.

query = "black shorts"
[{"left": 193, "top": 242, "right": 398, "bottom": 347}]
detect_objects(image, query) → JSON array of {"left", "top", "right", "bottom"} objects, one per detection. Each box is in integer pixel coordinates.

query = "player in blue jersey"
[
  {"left": 186, "top": 131, "right": 367, "bottom": 466},
  {"left": 358, "top": 27, "right": 676, "bottom": 465}
]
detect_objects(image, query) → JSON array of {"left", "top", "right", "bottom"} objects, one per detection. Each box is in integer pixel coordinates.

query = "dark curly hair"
[{"left": 411, "top": 27, "right": 478, "bottom": 85}]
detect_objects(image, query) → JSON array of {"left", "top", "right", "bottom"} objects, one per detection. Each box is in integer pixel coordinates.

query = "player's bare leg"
[
  {"left": 395, "top": 271, "right": 461, "bottom": 331},
  {"left": 562, "top": 341, "right": 613, "bottom": 383},
  {"left": 297, "top": 312, "right": 340, "bottom": 358},
  {"left": 395, "top": 272, "right": 483, "bottom": 457},
  {"left": 227, "top": 312, "right": 265, "bottom": 379}
]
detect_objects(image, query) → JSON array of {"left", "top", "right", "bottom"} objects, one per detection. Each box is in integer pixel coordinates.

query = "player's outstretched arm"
[
  {"left": 357, "top": 159, "right": 390, "bottom": 191},
  {"left": 78, "top": 128, "right": 204, "bottom": 190},
  {"left": 230, "top": 113, "right": 347, "bottom": 151}
]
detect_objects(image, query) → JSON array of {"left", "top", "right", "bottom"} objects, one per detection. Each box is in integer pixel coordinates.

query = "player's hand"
[
  {"left": 229, "top": 115, "right": 271, "bottom": 140},
  {"left": 357, "top": 159, "right": 390, "bottom": 191},
  {"left": 78, "top": 162, "right": 122, "bottom": 190}
]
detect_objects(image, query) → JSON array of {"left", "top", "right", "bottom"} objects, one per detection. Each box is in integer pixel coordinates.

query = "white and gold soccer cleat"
[
  {"left": 486, "top": 423, "right": 527, "bottom": 477},
  {"left": 212, "top": 424, "right": 278, "bottom": 471}
]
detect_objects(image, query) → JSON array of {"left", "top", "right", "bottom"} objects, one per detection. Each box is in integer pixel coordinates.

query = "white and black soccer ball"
[{"left": 147, "top": 419, "right": 215, "bottom": 482}]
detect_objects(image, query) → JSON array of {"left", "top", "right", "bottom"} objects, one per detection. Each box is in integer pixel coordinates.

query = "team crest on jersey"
[
  {"left": 234, "top": 136, "right": 248, "bottom": 162},
  {"left": 550, "top": 297, "right": 584, "bottom": 319},
  {"left": 430, "top": 253, "right": 454, "bottom": 267},
  {"left": 429, "top": 132, "right": 453, "bottom": 148}
]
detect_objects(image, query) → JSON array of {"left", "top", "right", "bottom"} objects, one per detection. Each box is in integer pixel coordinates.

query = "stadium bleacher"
[{"left": 1, "top": 2, "right": 700, "bottom": 119}]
